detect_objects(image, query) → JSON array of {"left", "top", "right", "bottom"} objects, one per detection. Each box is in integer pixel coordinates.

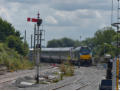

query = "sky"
[{"left": 0, "top": 0, "right": 119, "bottom": 47}]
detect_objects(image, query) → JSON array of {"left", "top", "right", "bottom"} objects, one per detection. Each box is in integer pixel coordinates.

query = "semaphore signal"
[
  {"left": 27, "top": 12, "right": 43, "bottom": 84},
  {"left": 27, "top": 14, "right": 42, "bottom": 26},
  {"left": 27, "top": 18, "right": 38, "bottom": 22}
]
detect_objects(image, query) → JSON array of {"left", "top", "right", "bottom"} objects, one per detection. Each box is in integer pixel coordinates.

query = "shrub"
[
  {"left": 6, "top": 35, "right": 29, "bottom": 56},
  {"left": 0, "top": 43, "right": 33, "bottom": 71},
  {"left": 60, "top": 61, "right": 74, "bottom": 77}
]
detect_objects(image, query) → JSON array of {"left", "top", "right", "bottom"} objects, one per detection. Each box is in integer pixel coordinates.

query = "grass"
[
  {"left": 53, "top": 72, "right": 59, "bottom": 75},
  {"left": 52, "top": 78, "right": 59, "bottom": 83},
  {"left": 60, "top": 60, "right": 74, "bottom": 79},
  {"left": 0, "top": 43, "right": 34, "bottom": 71},
  {"left": 39, "top": 81, "right": 48, "bottom": 84}
]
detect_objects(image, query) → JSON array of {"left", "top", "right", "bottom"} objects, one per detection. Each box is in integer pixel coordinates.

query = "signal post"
[{"left": 27, "top": 12, "right": 42, "bottom": 83}]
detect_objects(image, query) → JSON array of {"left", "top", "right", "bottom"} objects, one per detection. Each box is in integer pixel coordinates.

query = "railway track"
[
  {"left": 0, "top": 70, "right": 35, "bottom": 88},
  {"left": 51, "top": 66, "right": 104, "bottom": 90},
  {"left": 51, "top": 77, "right": 95, "bottom": 90},
  {"left": 0, "top": 70, "right": 35, "bottom": 84},
  {"left": 0, "top": 65, "right": 105, "bottom": 90},
  {"left": 0, "top": 65, "right": 56, "bottom": 87}
]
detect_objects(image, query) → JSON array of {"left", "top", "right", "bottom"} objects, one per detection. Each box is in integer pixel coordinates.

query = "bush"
[
  {"left": 6, "top": 35, "right": 29, "bottom": 56},
  {"left": 60, "top": 63, "right": 66, "bottom": 74},
  {"left": 60, "top": 61, "right": 74, "bottom": 77},
  {"left": 0, "top": 43, "right": 33, "bottom": 71}
]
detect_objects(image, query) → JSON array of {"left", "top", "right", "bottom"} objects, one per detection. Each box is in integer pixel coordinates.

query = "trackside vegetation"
[
  {"left": 0, "top": 17, "right": 33, "bottom": 70},
  {"left": 60, "top": 60, "right": 74, "bottom": 80},
  {"left": 81, "top": 27, "right": 120, "bottom": 57},
  {"left": 47, "top": 27, "right": 120, "bottom": 58},
  {"left": 0, "top": 18, "right": 29, "bottom": 56},
  {"left": 0, "top": 43, "right": 33, "bottom": 71}
]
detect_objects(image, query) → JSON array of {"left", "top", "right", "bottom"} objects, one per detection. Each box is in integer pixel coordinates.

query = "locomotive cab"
[{"left": 79, "top": 46, "right": 92, "bottom": 66}]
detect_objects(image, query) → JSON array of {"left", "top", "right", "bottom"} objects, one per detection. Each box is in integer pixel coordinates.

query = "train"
[
  {"left": 29, "top": 46, "right": 92, "bottom": 66},
  {"left": 79, "top": 46, "right": 92, "bottom": 65}
]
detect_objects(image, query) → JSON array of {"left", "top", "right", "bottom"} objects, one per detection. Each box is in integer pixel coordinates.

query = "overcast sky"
[{"left": 0, "top": 0, "right": 119, "bottom": 47}]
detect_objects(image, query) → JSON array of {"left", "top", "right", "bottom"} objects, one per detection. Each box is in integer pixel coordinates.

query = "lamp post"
[{"left": 80, "top": 36, "right": 81, "bottom": 46}]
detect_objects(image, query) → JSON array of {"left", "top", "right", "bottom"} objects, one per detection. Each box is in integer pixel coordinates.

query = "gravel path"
[
  {"left": 56, "top": 66, "right": 106, "bottom": 90},
  {"left": 0, "top": 63, "right": 54, "bottom": 89},
  {"left": 0, "top": 65, "right": 106, "bottom": 90}
]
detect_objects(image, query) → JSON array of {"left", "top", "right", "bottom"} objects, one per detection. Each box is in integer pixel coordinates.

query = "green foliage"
[
  {"left": 47, "top": 37, "right": 81, "bottom": 47},
  {"left": 60, "top": 61, "right": 74, "bottom": 77},
  {"left": 0, "top": 17, "right": 29, "bottom": 56},
  {"left": 47, "top": 39, "right": 62, "bottom": 47},
  {"left": 52, "top": 79, "right": 59, "bottom": 83},
  {"left": 6, "top": 35, "right": 29, "bottom": 56},
  {"left": 0, "top": 18, "right": 19, "bottom": 42},
  {"left": 81, "top": 37, "right": 95, "bottom": 49},
  {"left": 94, "top": 27, "right": 116, "bottom": 45},
  {"left": 81, "top": 27, "right": 120, "bottom": 57},
  {"left": 60, "top": 72, "right": 64, "bottom": 80},
  {"left": 0, "top": 43, "right": 33, "bottom": 71}
]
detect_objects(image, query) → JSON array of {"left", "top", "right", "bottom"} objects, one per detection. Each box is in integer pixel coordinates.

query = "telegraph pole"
[
  {"left": 24, "top": 30, "right": 26, "bottom": 49},
  {"left": 34, "top": 24, "right": 36, "bottom": 64},
  {"left": 31, "top": 34, "right": 33, "bottom": 48},
  {"left": 24, "top": 30, "right": 26, "bottom": 42},
  {"left": 80, "top": 36, "right": 81, "bottom": 46}
]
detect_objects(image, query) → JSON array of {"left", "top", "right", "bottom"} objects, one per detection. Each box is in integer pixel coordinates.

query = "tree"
[
  {"left": 94, "top": 27, "right": 116, "bottom": 45},
  {"left": 6, "top": 35, "right": 29, "bottom": 56},
  {"left": 47, "top": 39, "right": 62, "bottom": 48},
  {"left": 22, "top": 42, "right": 29, "bottom": 56},
  {"left": 81, "top": 37, "right": 95, "bottom": 49},
  {"left": 61, "top": 38, "right": 75, "bottom": 47},
  {"left": 80, "top": 27, "right": 119, "bottom": 57},
  {"left": 47, "top": 38, "right": 80, "bottom": 48},
  {"left": 0, "top": 18, "right": 17, "bottom": 42},
  {"left": 0, "top": 17, "right": 29, "bottom": 56}
]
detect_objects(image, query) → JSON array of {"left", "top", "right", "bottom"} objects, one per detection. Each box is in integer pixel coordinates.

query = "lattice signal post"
[{"left": 27, "top": 12, "right": 43, "bottom": 83}]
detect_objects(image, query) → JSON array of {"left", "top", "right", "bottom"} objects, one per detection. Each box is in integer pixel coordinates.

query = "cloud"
[
  {"left": 51, "top": 9, "right": 103, "bottom": 27},
  {"left": 0, "top": 7, "right": 11, "bottom": 21},
  {"left": 50, "top": 0, "right": 111, "bottom": 11},
  {"left": 5, "top": 0, "right": 48, "bottom": 4},
  {"left": 0, "top": 0, "right": 117, "bottom": 47},
  {"left": 45, "top": 16, "right": 58, "bottom": 25}
]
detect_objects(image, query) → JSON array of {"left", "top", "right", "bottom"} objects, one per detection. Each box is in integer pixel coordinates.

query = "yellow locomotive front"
[
  {"left": 80, "top": 54, "right": 92, "bottom": 60},
  {"left": 79, "top": 46, "right": 92, "bottom": 65}
]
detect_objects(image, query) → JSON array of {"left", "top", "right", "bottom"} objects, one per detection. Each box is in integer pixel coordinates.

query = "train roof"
[
  {"left": 73, "top": 46, "right": 89, "bottom": 51},
  {"left": 74, "top": 47, "right": 81, "bottom": 51},
  {"left": 30, "top": 47, "right": 73, "bottom": 52}
]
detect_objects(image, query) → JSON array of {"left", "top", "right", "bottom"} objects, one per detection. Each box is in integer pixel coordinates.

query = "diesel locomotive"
[
  {"left": 79, "top": 46, "right": 92, "bottom": 65},
  {"left": 29, "top": 46, "right": 92, "bottom": 66}
]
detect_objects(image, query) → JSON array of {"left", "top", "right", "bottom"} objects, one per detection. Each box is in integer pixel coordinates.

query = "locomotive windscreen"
[{"left": 80, "top": 47, "right": 90, "bottom": 55}]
